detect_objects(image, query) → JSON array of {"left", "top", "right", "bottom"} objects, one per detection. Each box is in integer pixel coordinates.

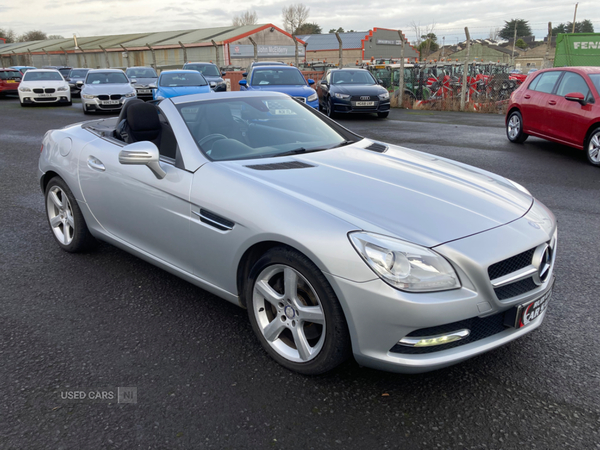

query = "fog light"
[{"left": 398, "top": 329, "right": 470, "bottom": 347}]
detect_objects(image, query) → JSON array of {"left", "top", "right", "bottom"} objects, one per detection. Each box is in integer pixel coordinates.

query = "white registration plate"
[
  {"left": 101, "top": 100, "right": 120, "bottom": 105},
  {"left": 38, "top": 93, "right": 52, "bottom": 97},
  {"left": 138, "top": 89, "right": 151, "bottom": 94},
  {"left": 355, "top": 101, "right": 375, "bottom": 106}
]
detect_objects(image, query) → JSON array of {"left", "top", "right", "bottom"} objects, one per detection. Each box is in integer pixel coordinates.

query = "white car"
[{"left": 18, "top": 69, "right": 71, "bottom": 107}]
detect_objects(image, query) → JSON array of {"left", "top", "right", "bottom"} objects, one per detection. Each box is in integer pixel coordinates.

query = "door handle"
[
  {"left": 87, "top": 156, "right": 105, "bottom": 172},
  {"left": 524, "top": 94, "right": 531, "bottom": 99},
  {"left": 548, "top": 100, "right": 557, "bottom": 105}
]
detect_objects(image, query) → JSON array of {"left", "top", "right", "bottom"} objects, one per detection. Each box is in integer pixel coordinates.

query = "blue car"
[
  {"left": 152, "top": 70, "right": 211, "bottom": 100},
  {"left": 239, "top": 65, "right": 318, "bottom": 109}
]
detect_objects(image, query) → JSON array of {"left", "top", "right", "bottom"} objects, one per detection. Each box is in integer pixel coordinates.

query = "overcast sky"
[{"left": 2, "top": 0, "right": 599, "bottom": 44}]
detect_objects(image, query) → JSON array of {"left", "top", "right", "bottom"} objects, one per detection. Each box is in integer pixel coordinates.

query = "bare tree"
[
  {"left": 232, "top": 10, "right": 258, "bottom": 27},
  {"left": 47, "top": 35, "right": 65, "bottom": 40},
  {"left": 18, "top": 30, "right": 47, "bottom": 42},
  {"left": 0, "top": 28, "right": 17, "bottom": 43},
  {"left": 282, "top": 4, "right": 310, "bottom": 34},
  {"left": 488, "top": 27, "right": 500, "bottom": 41},
  {"left": 410, "top": 21, "right": 436, "bottom": 57}
]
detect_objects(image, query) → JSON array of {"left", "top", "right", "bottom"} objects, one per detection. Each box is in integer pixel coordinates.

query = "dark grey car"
[
  {"left": 66, "top": 68, "right": 90, "bottom": 96},
  {"left": 125, "top": 67, "right": 158, "bottom": 101},
  {"left": 182, "top": 62, "right": 227, "bottom": 91}
]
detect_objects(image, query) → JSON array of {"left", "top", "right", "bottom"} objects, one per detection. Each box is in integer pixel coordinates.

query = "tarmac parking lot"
[{"left": 1, "top": 96, "right": 599, "bottom": 449}]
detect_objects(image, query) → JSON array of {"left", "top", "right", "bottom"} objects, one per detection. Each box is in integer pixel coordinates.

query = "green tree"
[
  {"left": 499, "top": 19, "right": 532, "bottom": 40},
  {"left": 515, "top": 38, "right": 527, "bottom": 49},
  {"left": 552, "top": 20, "right": 594, "bottom": 35},
  {"left": 0, "top": 27, "right": 16, "bottom": 43},
  {"left": 417, "top": 33, "right": 439, "bottom": 57},
  {"left": 18, "top": 30, "right": 47, "bottom": 42},
  {"left": 329, "top": 27, "right": 344, "bottom": 33},
  {"left": 295, "top": 22, "right": 322, "bottom": 35}
]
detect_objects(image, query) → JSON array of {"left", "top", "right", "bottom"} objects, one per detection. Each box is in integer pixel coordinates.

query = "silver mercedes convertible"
[{"left": 38, "top": 92, "right": 557, "bottom": 374}]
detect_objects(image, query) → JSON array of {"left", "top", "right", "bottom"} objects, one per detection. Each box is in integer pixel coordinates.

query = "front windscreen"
[
  {"left": 86, "top": 72, "right": 129, "bottom": 84},
  {"left": 159, "top": 72, "right": 207, "bottom": 87},
  {"left": 332, "top": 70, "right": 377, "bottom": 85},
  {"left": 589, "top": 74, "right": 600, "bottom": 95},
  {"left": 23, "top": 71, "right": 63, "bottom": 81},
  {"left": 251, "top": 69, "right": 307, "bottom": 86},
  {"left": 185, "top": 64, "right": 220, "bottom": 77},
  {"left": 126, "top": 68, "right": 157, "bottom": 78},
  {"left": 70, "top": 69, "right": 89, "bottom": 78},
  {"left": 176, "top": 97, "right": 358, "bottom": 161}
]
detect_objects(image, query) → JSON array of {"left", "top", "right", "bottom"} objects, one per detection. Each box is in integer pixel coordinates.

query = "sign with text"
[{"left": 230, "top": 45, "right": 305, "bottom": 58}]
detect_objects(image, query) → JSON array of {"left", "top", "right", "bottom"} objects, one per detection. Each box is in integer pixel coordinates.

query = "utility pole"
[
  {"left": 572, "top": 3, "right": 579, "bottom": 33},
  {"left": 460, "top": 27, "right": 471, "bottom": 111},
  {"left": 441, "top": 36, "right": 445, "bottom": 58},
  {"left": 511, "top": 22, "right": 518, "bottom": 67}
]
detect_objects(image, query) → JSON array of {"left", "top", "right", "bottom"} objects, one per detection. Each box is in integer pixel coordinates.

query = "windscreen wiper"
[{"left": 273, "top": 140, "right": 354, "bottom": 157}]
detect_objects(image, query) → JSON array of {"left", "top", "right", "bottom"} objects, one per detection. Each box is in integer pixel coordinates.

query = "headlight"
[
  {"left": 57, "top": 86, "right": 68, "bottom": 92},
  {"left": 507, "top": 179, "right": 531, "bottom": 196},
  {"left": 307, "top": 93, "right": 318, "bottom": 102},
  {"left": 349, "top": 232, "right": 461, "bottom": 292},
  {"left": 82, "top": 94, "right": 95, "bottom": 99},
  {"left": 334, "top": 93, "right": 350, "bottom": 99},
  {"left": 125, "top": 92, "right": 136, "bottom": 98},
  {"left": 378, "top": 91, "right": 390, "bottom": 100},
  {"left": 19, "top": 87, "right": 32, "bottom": 92}
]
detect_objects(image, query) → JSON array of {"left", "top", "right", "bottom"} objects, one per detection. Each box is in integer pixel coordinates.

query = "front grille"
[
  {"left": 390, "top": 312, "right": 508, "bottom": 354},
  {"left": 98, "top": 104, "right": 122, "bottom": 109},
  {"left": 293, "top": 96, "right": 306, "bottom": 103},
  {"left": 351, "top": 95, "right": 378, "bottom": 101},
  {"left": 33, "top": 88, "right": 43, "bottom": 93},
  {"left": 98, "top": 95, "right": 109, "bottom": 101},
  {"left": 494, "top": 277, "right": 538, "bottom": 300},
  {"left": 45, "top": 88, "right": 55, "bottom": 94},
  {"left": 110, "top": 94, "right": 121, "bottom": 100},
  {"left": 488, "top": 248, "right": 535, "bottom": 280}
]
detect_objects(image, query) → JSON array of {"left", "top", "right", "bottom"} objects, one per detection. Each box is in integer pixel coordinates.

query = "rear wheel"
[
  {"left": 585, "top": 127, "right": 600, "bottom": 167},
  {"left": 45, "top": 177, "right": 96, "bottom": 252},
  {"left": 377, "top": 111, "right": 389, "bottom": 119},
  {"left": 325, "top": 97, "right": 336, "bottom": 118},
  {"left": 246, "top": 247, "right": 351, "bottom": 375},
  {"left": 506, "top": 111, "right": 528, "bottom": 143}
]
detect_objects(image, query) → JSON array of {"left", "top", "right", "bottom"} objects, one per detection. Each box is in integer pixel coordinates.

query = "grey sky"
[{"left": 2, "top": 0, "right": 598, "bottom": 44}]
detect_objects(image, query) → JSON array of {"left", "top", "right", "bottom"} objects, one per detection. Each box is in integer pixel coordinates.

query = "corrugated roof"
[
  {"left": 295, "top": 32, "right": 367, "bottom": 51},
  {"left": 0, "top": 24, "right": 286, "bottom": 54}
]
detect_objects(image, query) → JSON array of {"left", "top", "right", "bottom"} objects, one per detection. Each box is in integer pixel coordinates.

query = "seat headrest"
[
  {"left": 128, "top": 102, "right": 160, "bottom": 131},
  {"left": 117, "top": 98, "right": 144, "bottom": 123}
]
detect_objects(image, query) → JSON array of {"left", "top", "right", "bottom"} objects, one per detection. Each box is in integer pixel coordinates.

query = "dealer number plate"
[
  {"left": 504, "top": 286, "right": 552, "bottom": 328},
  {"left": 101, "top": 100, "right": 120, "bottom": 105},
  {"left": 355, "top": 101, "right": 375, "bottom": 106}
]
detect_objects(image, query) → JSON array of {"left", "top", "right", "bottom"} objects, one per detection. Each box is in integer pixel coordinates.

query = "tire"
[
  {"left": 65, "top": 101, "right": 72, "bottom": 106},
  {"left": 585, "top": 127, "right": 600, "bottom": 167},
  {"left": 377, "top": 111, "right": 389, "bottom": 119},
  {"left": 325, "top": 97, "right": 336, "bottom": 118},
  {"left": 246, "top": 247, "right": 351, "bottom": 375},
  {"left": 506, "top": 111, "right": 529, "bottom": 143},
  {"left": 20, "top": 100, "right": 28, "bottom": 107},
  {"left": 45, "top": 177, "right": 97, "bottom": 252}
]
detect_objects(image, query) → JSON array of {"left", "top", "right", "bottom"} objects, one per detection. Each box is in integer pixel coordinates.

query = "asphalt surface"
[{"left": 1, "top": 96, "right": 599, "bottom": 450}]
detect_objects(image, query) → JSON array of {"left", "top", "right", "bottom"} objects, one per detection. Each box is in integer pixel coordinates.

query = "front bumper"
[
  {"left": 134, "top": 87, "right": 154, "bottom": 101},
  {"left": 19, "top": 90, "right": 71, "bottom": 104},
  {"left": 331, "top": 97, "right": 390, "bottom": 114},
  {"left": 326, "top": 202, "right": 557, "bottom": 373},
  {"left": 82, "top": 95, "right": 135, "bottom": 112}
]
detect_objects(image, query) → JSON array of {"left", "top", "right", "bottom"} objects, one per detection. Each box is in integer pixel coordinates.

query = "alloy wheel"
[
  {"left": 253, "top": 264, "right": 326, "bottom": 363},
  {"left": 46, "top": 185, "right": 75, "bottom": 246},
  {"left": 507, "top": 114, "right": 521, "bottom": 140},
  {"left": 588, "top": 132, "right": 600, "bottom": 164}
]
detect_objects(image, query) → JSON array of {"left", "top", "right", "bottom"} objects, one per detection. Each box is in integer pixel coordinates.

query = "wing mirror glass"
[
  {"left": 307, "top": 78, "right": 315, "bottom": 85},
  {"left": 118, "top": 141, "right": 166, "bottom": 179},
  {"left": 564, "top": 92, "right": 586, "bottom": 105},
  {"left": 239, "top": 79, "right": 247, "bottom": 87}
]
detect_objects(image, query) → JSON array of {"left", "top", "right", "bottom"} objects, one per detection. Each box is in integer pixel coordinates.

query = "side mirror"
[
  {"left": 242, "top": 72, "right": 248, "bottom": 78},
  {"left": 307, "top": 78, "right": 315, "bottom": 85},
  {"left": 221, "top": 72, "right": 226, "bottom": 76},
  {"left": 130, "top": 79, "right": 137, "bottom": 84},
  {"left": 378, "top": 79, "right": 384, "bottom": 85},
  {"left": 149, "top": 84, "right": 157, "bottom": 89},
  {"left": 239, "top": 79, "right": 247, "bottom": 87},
  {"left": 565, "top": 92, "right": 586, "bottom": 106},
  {"left": 76, "top": 81, "right": 84, "bottom": 88},
  {"left": 210, "top": 81, "right": 217, "bottom": 88},
  {"left": 320, "top": 80, "right": 328, "bottom": 86},
  {"left": 118, "top": 141, "right": 166, "bottom": 179}
]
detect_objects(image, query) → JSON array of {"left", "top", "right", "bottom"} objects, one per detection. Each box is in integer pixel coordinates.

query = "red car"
[
  {"left": 0, "top": 68, "right": 22, "bottom": 97},
  {"left": 506, "top": 66, "right": 600, "bottom": 166}
]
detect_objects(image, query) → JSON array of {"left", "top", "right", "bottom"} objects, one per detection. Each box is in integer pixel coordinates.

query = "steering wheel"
[{"left": 197, "top": 134, "right": 228, "bottom": 151}]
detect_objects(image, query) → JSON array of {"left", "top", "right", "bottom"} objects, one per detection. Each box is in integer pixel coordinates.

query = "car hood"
[
  {"left": 249, "top": 85, "right": 314, "bottom": 97},
  {"left": 130, "top": 77, "right": 157, "bottom": 87},
  {"left": 331, "top": 84, "right": 388, "bottom": 96},
  {"left": 157, "top": 85, "right": 211, "bottom": 98},
  {"left": 82, "top": 84, "right": 135, "bottom": 95},
  {"left": 203, "top": 75, "right": 224, "bottom": 83},
  {"left": 223, "top": 143, "right": 533, "bottom": 247}
]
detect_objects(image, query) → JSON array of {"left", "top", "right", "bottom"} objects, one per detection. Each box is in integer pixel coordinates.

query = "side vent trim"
[
  {"left": 193, "top": 209, "right": 235, "bottom": 231},
  {"left": 365, "top": 142, "right": 388, "bottom": 153},
  {"left": 245, "top": 161, "right": 315, "bottom": 171}
]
